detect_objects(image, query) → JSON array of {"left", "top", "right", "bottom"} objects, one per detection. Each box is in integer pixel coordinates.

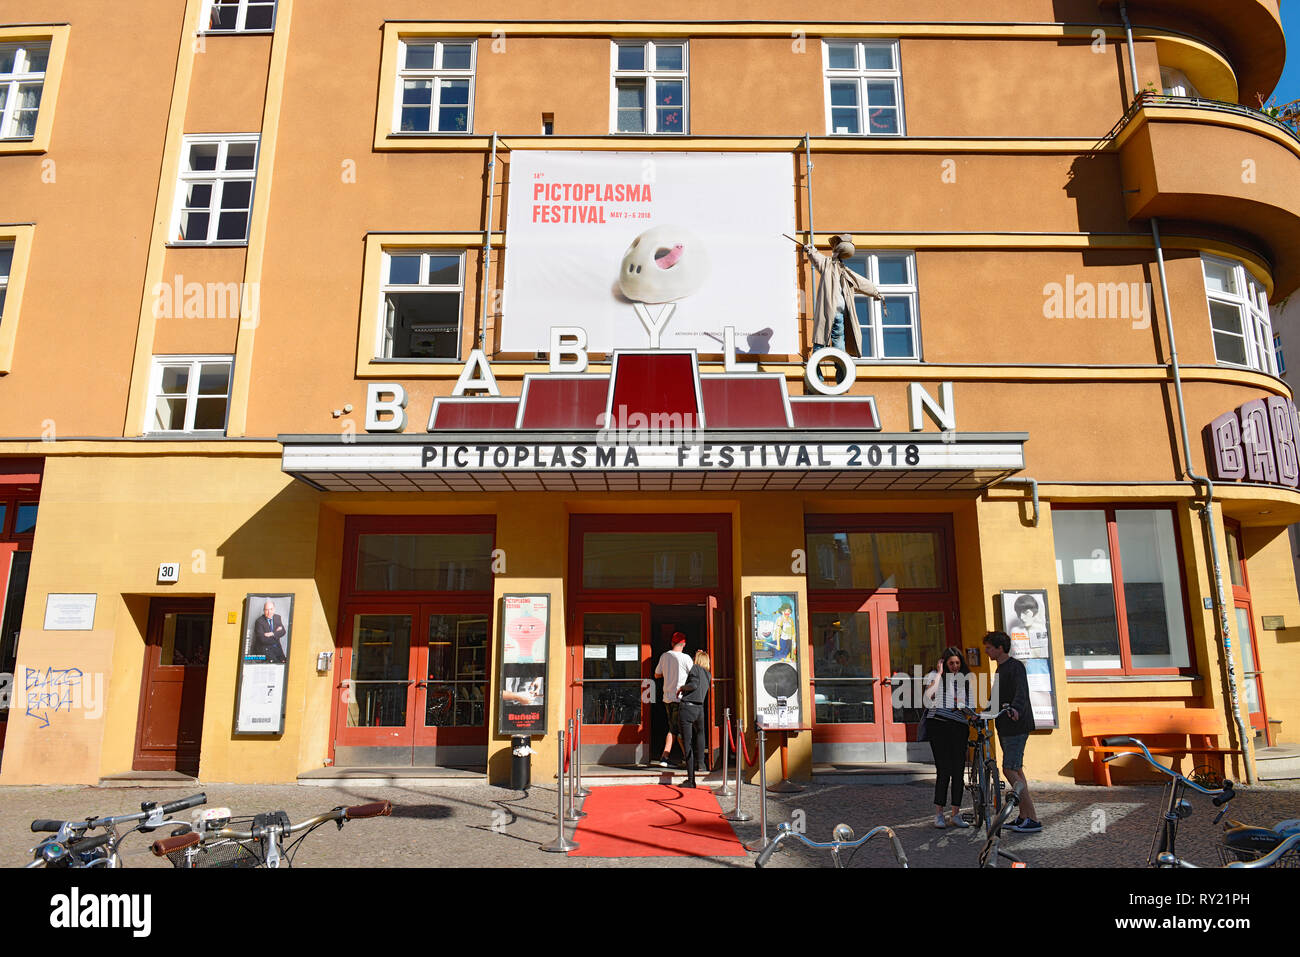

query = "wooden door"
[{"left": 133, "top": 599, "right": 214, "bottom": 774}]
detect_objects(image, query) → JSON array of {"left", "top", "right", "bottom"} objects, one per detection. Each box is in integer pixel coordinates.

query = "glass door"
[
  {"left": 416, "top": 612, "right": 490, "bottom": 748},
  {"left": 879, "top": 599, "right": 957, "bottom": 760},
  {"left": 1234, "top": 604, "right": 1268, "bottom": 740},
  {"left": 572, "top": 604, "right": 649, "bottom": 766},
  {"left": 336, "top": 606, "right": 418, "bottom": 748}
]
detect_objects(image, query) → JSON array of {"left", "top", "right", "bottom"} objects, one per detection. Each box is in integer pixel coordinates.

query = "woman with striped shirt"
[{"left": 925, "top": 646, "right": 972, "bottom": 829}]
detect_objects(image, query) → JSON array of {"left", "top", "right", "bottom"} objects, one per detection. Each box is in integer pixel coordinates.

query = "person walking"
[
  {"left": 653, "top": 632, "right": 692, "bottom": 768},
  {"left": 924, "top": 646, "right": 972, "bottom": 829},
  {"left": 983, "top": 630, "right": 1042, "bottom": 833},
  {"left": 676, "top": 650, "right": 713, "bottom": 788}
]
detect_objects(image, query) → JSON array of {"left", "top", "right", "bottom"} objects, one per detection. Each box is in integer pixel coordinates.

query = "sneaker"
[
  {"left": 933, "top": 813, "right": 947, "bottom": 829},
  {"left": 654, "top": 755, "right": 671, "bottom": 768},
  {"left": 948, "top": 813, "right": 970, "bottom": 829},
  {"left": 1009, "top": 817, "right": 1042, "bottom": 833}
]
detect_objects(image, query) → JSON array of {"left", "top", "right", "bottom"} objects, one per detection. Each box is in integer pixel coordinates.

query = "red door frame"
[
  {"left": 1226, "top": 520, "right": 1270, "bottom": 744},
  {"left": 570, "top": 602, "right": 651, "bottom": 747},
  {"left": 328, "top": 515, "right": 495, "bottom": 763},
  {"left": 566, "top": 513, "right": 733, "bottom": 761},
  {"left": 0, "top": 474, "right": 40, "bottom": 752},
  {"left": 805, "top": 513, "right": 960, "bottom": 751},
  {"left": 132, "top": 598, "right": 214, "bottom": 773}
]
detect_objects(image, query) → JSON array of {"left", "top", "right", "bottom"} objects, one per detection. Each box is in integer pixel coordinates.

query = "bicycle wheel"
[
  {"left": 985, "top": 760, "right": 1003, "bottom": 836},
  {"left": 971, "top": 758, "right": 988, "bottom": 830}
]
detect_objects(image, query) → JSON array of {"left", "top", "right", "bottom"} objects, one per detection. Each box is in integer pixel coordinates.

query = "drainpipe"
[
  {"left": 1119, "top": 8, "right": 1255, "bottom": 781},
  {"left": 479, "top": 131, "right": 499, "bottom": 351},
  {"left": 998, "top": 477, "right": 1039, "bottom": 526}
]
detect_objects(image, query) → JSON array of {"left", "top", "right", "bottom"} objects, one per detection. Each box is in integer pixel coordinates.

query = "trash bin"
[{"left": 510, "top": 735, "right": 532, "bottom": 790}]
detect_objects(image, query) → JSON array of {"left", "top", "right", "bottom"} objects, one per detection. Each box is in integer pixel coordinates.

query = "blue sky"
[{"left": 1273, "top": 3, "right": 1300, "bottom": 106}]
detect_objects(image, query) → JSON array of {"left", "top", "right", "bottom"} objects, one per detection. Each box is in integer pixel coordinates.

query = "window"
[
  {"left": 379, "top": 250, "right": 465, "bottom": 360},
  {"left": 611, "top": 41, "right": 687, "bottom": 134},
  {"left": 0, "top": 242, "right": 11, "bottom": 317},
  {"left": 824, "top": 40, "right": 903, "bottom": 136},
  {"left": 171, "top": 135, "right": 260, "bottom": 244},
  {"left": 396, "top": 40, "right": 475, "bottom": 133},
  {"left": 146, "top": 357, "right": 233, "bottom": 434},
  {"left": 204, "top": 0, "right": 277, "bottom": 32},
  {"left": 842, "top": 251, "right": 920, "bottom": 360},
  {"left": 1054, "top": 507, "right": 1192, "bottom": 674},
  {"left": 1275, "top": 333, "right": 1287, "bottom": 376},
  {"left": 1160, "top": 67, "right": 1199, "bottom": 98},
  {"left": 0, "top": 42, "right": 48, "bottom": 140},
  {"left": 1203, "top": 255, "right": 1275, "bottom": 375}
]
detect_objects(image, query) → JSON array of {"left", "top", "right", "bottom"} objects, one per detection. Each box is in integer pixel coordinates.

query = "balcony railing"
[{"left": 1108, "top": 91, "right": 1300, "bottom": 147}]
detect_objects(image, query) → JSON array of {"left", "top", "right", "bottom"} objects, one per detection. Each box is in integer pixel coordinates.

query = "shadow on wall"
[{"left": 216, "top": 482, "right": 323, "bottom": 580}]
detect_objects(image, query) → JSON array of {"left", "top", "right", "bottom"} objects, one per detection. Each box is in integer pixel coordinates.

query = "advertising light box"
[{"left": 502, "top": 151, "right": 798, "bottom": 354}]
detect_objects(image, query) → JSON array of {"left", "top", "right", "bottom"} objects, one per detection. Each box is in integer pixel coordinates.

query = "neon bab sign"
[{"left": 1208, "top": 397, "right": 1300, "bottom": 487}]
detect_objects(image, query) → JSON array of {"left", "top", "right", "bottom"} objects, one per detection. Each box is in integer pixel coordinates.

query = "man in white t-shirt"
[{"left": 653, "top": 632, "right": 692, "bottom": 768}]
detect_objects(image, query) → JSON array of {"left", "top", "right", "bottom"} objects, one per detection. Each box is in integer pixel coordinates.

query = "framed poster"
[
  {"left": 234, "top": 593, "right": 294, "bottom": 734},
  {"left": 497, "top": 594, "right": 549, "bottom": 736},
  {"left": 751, "top": 592, "right": 802, "bottom": 730},
  {"left": 999, "top": 589, "right": 1059, "bottom": 730}
]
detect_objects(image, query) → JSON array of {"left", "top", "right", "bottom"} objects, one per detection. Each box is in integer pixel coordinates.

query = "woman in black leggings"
[{"left": 925, "top": 646, "right": 972, "bottom": 829}]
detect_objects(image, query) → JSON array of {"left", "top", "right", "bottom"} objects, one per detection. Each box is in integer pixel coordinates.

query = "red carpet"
[{"left": 568, "top": 784, "right": 748, "bottom": 858}]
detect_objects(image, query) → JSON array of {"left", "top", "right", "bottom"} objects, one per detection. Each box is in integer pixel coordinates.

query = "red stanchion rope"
[{"left": 726, "top": 715, "right": 757, "bottom": 768}]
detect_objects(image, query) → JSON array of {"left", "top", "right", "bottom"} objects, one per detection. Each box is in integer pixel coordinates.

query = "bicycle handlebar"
[
  {"left": 160, "top": 801, "right": 395, "bottom": 848},
  {"left": 151, "top": 832, "right": 201, "bottom": 856},
  {"left": 1226, "top": 832, "right": 1300, "bottom": 869},
  {"left": 344, "top": 801, "right": 393, "bottom": 820},
  {"left": 754, "top": 821, "right": 909, "bottom": 868},
  {"left": 31, "top": 819, "right": 66, "bottom": 834},
  {"left": 1100, "top": 737, "right": 1234, "bottom": 797},
  {"left": 160, "top": 793, "right": 207, "bottom": 816}
]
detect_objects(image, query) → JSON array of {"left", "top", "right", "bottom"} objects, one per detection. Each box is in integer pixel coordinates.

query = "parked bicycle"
[
  {"left": 25, "top": 793, "right": 207, "bottom": 868},
  {"left": 755, "top": 821, "right": 909, "bottom": 869},
  {"left": 978, "top": 780, "right": 1027, "bottom": 868},
  {"left": 151, "top": 800, "right": 393, "bottom": 868},
  {"left": 963, "top": 705, "right": 1012, "bottom": 834},
  {"left": 1100, "top": 735, "right": 1299, "bottom": 868}
]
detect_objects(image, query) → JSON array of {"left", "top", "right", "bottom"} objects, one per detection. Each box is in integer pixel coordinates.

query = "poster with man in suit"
[{"left": 236, "top": 594, "right": 294, "bottom": 733}]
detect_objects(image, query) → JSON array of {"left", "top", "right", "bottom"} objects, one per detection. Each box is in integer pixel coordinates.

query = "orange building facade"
[{"left": 0, "top": 0, "right": 1297, "bottom": 788}]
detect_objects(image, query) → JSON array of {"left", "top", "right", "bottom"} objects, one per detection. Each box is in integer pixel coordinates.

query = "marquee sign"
[{"left": 1207, "top": 397, "right": 1300, "bottom": 488}]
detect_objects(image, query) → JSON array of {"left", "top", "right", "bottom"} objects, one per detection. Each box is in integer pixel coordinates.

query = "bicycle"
[
  {"left": 754, "top": 821, "right": 909, "bottom": 869},
  {"left": 151, "top": 799, "right": 393, "bottom": 868},
  {"left": 25, "top": 793, "right": 207, "bottom": 868},
  {"left": 963, "top": 705, "right": 1012, "bottom": 834},
  {"left": 978, "top": 780, "right": 1027, "bottom": 868}
]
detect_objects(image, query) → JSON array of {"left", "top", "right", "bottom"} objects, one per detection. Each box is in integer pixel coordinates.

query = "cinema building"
[{"left": 2, "top": 0, "right": 1299, "bottom": 789}]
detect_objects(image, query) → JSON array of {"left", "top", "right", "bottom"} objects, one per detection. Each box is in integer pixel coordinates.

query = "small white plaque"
[
  {"left": 158, "top": 563, "right": 180, "bottom": 584},
  {"left": 44, "top": 594, "right": 97, "bottom": 631}
]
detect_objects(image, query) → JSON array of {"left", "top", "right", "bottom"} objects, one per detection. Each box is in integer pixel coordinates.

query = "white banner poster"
[{"left": 503, "top": 151, "right": 798, "bottom": 353}]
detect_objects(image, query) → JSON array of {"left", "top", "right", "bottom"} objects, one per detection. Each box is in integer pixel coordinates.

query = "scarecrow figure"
[{"left": 801, "top": 233, "right": 886, "bottom": 356}]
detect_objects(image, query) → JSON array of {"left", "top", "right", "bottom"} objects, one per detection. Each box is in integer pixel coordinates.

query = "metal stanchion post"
[
  {"left": 541, "top": 730, "right": 578, "bottom": 853},
  {"left": 714, "top": 707, "right": 732, "bottom": 798},
  {"left": 575, "top": 708, "right": 591, "bottom": 798},
  {"left": 723, "top": 713, "right": 752, "bottom": 823},
  {"left": 565, "top": 718, "right": 586, "bottom": 821},
  {"left": 744, "top": 725, "right": 769, "bottom": 852}
]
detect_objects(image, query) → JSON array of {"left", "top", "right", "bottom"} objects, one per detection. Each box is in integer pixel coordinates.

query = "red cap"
[{"left": 672, "top": 632, "right": 687, "bottom": 646}]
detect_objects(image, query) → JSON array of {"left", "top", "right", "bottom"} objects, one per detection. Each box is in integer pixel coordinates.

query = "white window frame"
[
  {"left": 1159, "top": 66, "right": 1200, "bottom": 98},
  {"left": 0, "top": 242, "right": 11, "bottom": 318},
  {"left": 1203, "top": 254, "right": 1276, "bottom": 375},
  {"left": 170, "top": 134, "right": 261, "bottom": 246},
  {"left": 843, "top": 251, "right": 921, "bottom": 361},
  {"left": 377, "top": 249, "right": 467, "bottom": 361},
  {"left": 610, "top": 40, "right": 689, "bottom": 135},
  {"left": 393, "top": 39, "right": 477, "bottom": 135},
  {"left": 0, "top": 42, "right": 48, "bottom": 141},
  {"left": 822, "top": 39, "right": 905, "bottom": 137},
  {"left": 202, "top": 0, "right": 278, "bottom": 33},
  {"left": 145, "top": 356, "right": 233, "bottom": 435}
]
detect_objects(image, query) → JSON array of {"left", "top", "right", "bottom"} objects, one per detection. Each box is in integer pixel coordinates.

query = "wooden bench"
[{"left": 1077, "top": 705, "right": 1242, "bottom": 786}]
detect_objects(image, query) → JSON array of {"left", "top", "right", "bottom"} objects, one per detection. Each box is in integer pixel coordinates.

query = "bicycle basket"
[
  {"left": 165, "top": 816, "right": 263, "bottom": 869},
  {"left": 1188, "top": 765, "right": 1225, "bottom": 788},
  {"left": 1216, "top": 842, "right": 1300, "bottom": 868}
]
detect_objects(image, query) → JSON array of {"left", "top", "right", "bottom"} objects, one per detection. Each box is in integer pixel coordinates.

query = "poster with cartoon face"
[
  {"left": 752, "top": 593, "right": 802, "bottom": 730},
  {"left": 498, "top": 594, "right": 550, "bottom": 735},
  {"left": 999, "top": 589, "right": 1058, "bottom": 729}
]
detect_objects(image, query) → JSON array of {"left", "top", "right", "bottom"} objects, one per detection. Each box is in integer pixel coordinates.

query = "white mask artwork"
[{"left": 617, "top": 224, "right": 711, "bottom": 303}]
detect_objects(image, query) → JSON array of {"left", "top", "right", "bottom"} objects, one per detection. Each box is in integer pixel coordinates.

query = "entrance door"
[
  {"left": 334, "top": 603, "right": 490, "bottom": 765},
  {"left": 133, "top": 599, "right": 213, "bottom": 775},
  {"left": 1227, "top": 523, "right": 1270, "bottom": 744}
]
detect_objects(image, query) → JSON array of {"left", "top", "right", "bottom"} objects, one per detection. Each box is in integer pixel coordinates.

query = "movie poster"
[
  {"left": 235, "top": 593, "right": 294, "bottom": 734},
  {"left": 497, "top": 594, "right": 549, "bottom": 735},
  {"left": 1000, "top": 589, "right": 1059, "bottom": 729},
  {"left": 752, "top": 592, "right": 802, "bottom": 730}
]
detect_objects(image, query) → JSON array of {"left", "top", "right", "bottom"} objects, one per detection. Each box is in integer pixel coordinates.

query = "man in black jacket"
[{"left": 983, "top": 631, "right": 1042, "bottom": 833}]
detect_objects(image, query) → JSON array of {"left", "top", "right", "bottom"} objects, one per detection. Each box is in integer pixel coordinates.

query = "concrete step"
[
  {"left": 297, "top": 766, "right": 485, "bottom": 787},
  {"left": 575, "top": 766, "right": 729, "bottom": 787},
  {"left": 97, "top": 771, "right": 199, "bottom": 789},
  {"left": 1256, "top": 745, "right": 1300, "bottom": 781},
  {"left": 813, "top": 762, "right": 936, "bottom": 785}
]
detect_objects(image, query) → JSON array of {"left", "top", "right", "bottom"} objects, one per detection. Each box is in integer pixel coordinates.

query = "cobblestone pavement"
[{"left": 3, "top": 777, "right": 1297, "bottom": 868}]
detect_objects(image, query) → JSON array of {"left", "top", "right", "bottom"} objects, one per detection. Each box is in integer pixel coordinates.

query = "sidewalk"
[{"left": 3, "top": 778, "right": 1297, "bottom": 868}]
